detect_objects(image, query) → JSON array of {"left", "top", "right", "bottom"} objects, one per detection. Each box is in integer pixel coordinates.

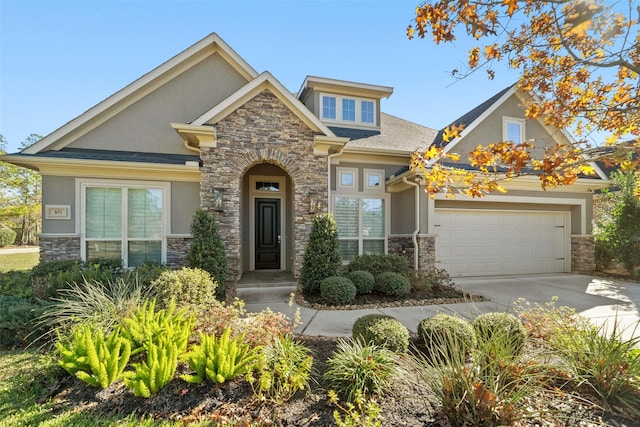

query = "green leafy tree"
[
  {"left": 187, "top": 209, "right": 227, "bottom": 300},
  {"left": 599, "top": 171, "right": 640, "bottom": 278},
  {"left": 0, "top": 134, "right": 42, "bottom": 245},
  {"left": 300, "top": 213, "right": 341, "bottom": 296}
]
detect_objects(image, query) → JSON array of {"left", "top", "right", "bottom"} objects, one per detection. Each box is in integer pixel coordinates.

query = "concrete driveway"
[{"left": 454, "top": 274, "right": 640, "bottom": 342}]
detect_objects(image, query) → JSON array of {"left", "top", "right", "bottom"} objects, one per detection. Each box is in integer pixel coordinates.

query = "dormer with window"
[{"left": 298, "top": 76, "right": 393, "bottom": 131}]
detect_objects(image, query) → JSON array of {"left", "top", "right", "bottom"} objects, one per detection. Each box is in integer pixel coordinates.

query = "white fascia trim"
[
  {"left": 298, "top": 75, "right": 394, "bottom": 99},
  {"left": 343, "top": 146, "right": 413, "bottom": 157},
  {"left": 433, "top": 192, "right": 587, "bottom": 234},
  {"left": 24, "top": 33, "right": 257, "bottom": 154},
  {"left": 439, "top": 85, "right": 518, "bottom": 161},
  {"left": 38, "top": 233, "right": 81, "bottom": 238},
  {"left": 192, "top": 72, "right": 337, "bottom": 137}
]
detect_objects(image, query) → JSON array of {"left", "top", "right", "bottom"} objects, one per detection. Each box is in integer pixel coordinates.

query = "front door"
[{"left": 255, "top": 198, "right": 281, "bottom": 269}]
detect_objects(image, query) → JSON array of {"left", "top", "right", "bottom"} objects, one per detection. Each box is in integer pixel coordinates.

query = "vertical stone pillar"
[{"left": 571, "top": 235, "right": 595, "bottom": 274}]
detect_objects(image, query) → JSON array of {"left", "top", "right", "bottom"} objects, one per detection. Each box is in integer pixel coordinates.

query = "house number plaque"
[{"left": 45, "top": 205, "right": 71, "bottom": 220}]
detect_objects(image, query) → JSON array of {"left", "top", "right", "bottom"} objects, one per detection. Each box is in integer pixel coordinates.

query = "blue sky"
[{"left": 0, "top": 0, "right": 519, "bottom": 153}]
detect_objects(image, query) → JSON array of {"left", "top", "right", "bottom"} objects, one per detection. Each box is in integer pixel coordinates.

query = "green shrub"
[
  {"left": 151, "top": 267, "right": 218, "bottom": 312},
  {"left": 473, "top": 312, "right": 527, "bottom": 356},
  {"left": 181, "top": 328, "right": 257, "bottom": 384},
  {"left": 248, "top": 334, "right": 313, "bottom": 404},
  {"left": 127, "top": 262, "right": 169, "bottom": 289},
  {"left": 348, "top": 254, "right": 411, "bottom": 278},
  {"left": 375, "top": 272, "right": 410, "bottom": 297},
  {"left": 300, "top": 213, "right": 341, "bottom": 295},
  {"left": 57, "top": 325, "right": 131, "bottom": 388},
  {"left": 347, "top": 270, "right": 375, "bottom": 295},
  {"left": 352, "top": 314, "right": 409, "bottom": 353},
  {"left": 0, "top": 228, "right": 16, "bottom": 247},
  {"left": 320, "top": 276, "right": 356, "bottom": 305},
  {"left": 325, "top": 339, "right": 401, "bottom": 402},
  {"left": 187, "top": 209, "right": 227, "bottom": 300},
  {"left": 0, "top": 270, "right": 33, "bottom": 298},
  {"left": 418, "top": 314, "right": 477, "bottom": 362},
  {"left": 0, "top": 296, "right": 49, "bottom": 349},
  {"left": 30, "top": 259, "right": 121, "bottom": 300}
]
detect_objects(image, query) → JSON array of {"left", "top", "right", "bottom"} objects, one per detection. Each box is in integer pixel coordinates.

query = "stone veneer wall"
[
  {"left": 199, "top": 91, "right": 328, "bottom": 286},
  {"left": 387, "top": 234, "right": 436, "bottom": 272},
  {"left": 571, "top": 235, "right": 595, "bottom": 274},
  {"left": 39, "top": 236, "right": 81, "bottom": 262},
  {"left": 166, "top": 237, "right": 192, "bottom": 268}
]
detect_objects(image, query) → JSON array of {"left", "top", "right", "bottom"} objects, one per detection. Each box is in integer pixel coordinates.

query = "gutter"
[{"left": 402, "top": 176, "right": 420, "bottom": 270}]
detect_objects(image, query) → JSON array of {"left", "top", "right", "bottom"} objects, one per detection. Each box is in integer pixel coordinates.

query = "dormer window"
[{"left": 321, "top": 93, "right": 377, "bottom": 126}]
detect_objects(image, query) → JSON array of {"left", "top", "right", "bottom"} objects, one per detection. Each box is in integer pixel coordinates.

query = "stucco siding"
[
  {"left": 41, "top": 176, "right": 76, "bottom": 234},
  {"left": 391, "top": 189, "right": 415, "bottom": 235},
  {"left": 170, "top": 181, "right": 201, "bottom": 235},
  {"left": 67, "top": 54, "right": 248, "bottom": 154}
]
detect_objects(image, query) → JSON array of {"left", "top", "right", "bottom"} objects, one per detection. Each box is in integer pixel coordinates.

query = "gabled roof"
[
  {"left": 297, "top": 76, "right": 393, "bottom": 103},
  {"left": 23, "top": 33, "right": 258, "bottom": 155},
  {"left": 342, "top": 113, "right": 438, "bottom": 154},
  {"left": 434, "top": 84, "right": 516, "bottom": 148},
  {"left": 187, "top": 71, "right": 336, "bottom": 137}
]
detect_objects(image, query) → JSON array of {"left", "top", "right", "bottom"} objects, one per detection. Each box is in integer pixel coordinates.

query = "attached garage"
[{"left": 434, "top": 209, "right": 570, "bottom": 277}]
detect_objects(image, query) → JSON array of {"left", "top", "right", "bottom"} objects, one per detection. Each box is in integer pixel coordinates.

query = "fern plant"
[
  {"left": 181, "top": 327, "right": 258, "bottom": 384},
  {"left": 121, "top": 298, "right": 193, "bottom": 355},
  {"left": 56, "top": 325, "right": 131, "bottom": 388},
  {"left": 123, "top": 335, "right": 178, "bottom": 398}
]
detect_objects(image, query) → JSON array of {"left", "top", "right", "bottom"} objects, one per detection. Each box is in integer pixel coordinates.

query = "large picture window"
[
  {"left": 334, "top": 196, "right": 387, "bottom": 262},
  {"left": 81, "top": 181, "right": 167, "bottom": 267}
]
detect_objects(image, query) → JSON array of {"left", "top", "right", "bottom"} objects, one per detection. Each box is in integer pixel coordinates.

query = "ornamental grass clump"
[
  {"left": 352, "top": 314, "right": 409, "bottom": 353},
  {"left": 320, "top": 276, "right": 357, "bottom": 305},
  {"left": 550, "top": 318, "right": 640, "bottom": 416},
  {"left": 473, "top": 312, "right": 527, "bottom": 358},
  {"left": 247, "top": 334, "right": 313, "bottom": 404},
  {"left": 325, "top": 339, "right": 402, "bottom": 402}
]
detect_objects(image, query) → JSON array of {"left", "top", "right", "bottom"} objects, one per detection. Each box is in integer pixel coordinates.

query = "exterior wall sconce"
[
  {"left": 309, "top": 192, "right": 323, "bottom": 214},
  {"left": 213, "top": 188, "right": 224, "bottom": 211}
]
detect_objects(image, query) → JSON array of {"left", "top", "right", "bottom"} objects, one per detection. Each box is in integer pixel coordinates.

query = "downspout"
[
  {"left": 402, "top": 176, "right": 420, "bottom": 270},
  {"left": 327, "top": 147, "right": 345, "bottom": 212}
]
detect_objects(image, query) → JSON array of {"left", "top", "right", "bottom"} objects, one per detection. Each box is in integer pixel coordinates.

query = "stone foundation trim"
[
  {"left": 571, "top": 234, "right": 595, "bottom": 274},
  {"left": 39, "top": 234, "right": 81, "bottom": 263},
  {"left": 388, "top": 234, "right": 436, "bottom": 272},
  {"left": 166, "top": 236, "right": 193, "bottom": 269}
]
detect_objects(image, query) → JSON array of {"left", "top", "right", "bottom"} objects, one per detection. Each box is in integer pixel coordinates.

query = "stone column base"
[
  {"left": 166, "top": 236, "right": 192, "bottom": 268},
  {"left": 571, "top": 235, "right": 595, "bottom": 274},
  {"left": 39, "top": 235, "right": 81, "bottom": 263},
  {"left": 387, "top": 234, "right": 436, "bottom": 272}
]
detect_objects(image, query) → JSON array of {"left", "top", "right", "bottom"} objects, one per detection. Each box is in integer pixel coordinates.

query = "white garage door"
[{"left": 435, "top": 209, "right": 569, "bottom": 277}]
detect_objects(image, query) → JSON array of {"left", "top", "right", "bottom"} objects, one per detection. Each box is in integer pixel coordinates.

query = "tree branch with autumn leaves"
[{"left": 408, "top": 0, "right": 640, "bottom": 198}]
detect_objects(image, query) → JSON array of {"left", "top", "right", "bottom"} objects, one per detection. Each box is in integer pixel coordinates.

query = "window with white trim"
[
  {"left": 364, "top": 169, "right": 384, "bottom": 193},
  {"left": 337, "top": 167, "right": 358, "bottom": 192},
  {"left": 320, "top": 93, "right": 377, "bottom": 126},
  {"left": 80, "top": 181, "right": 167, "bottom": 267},
  {"left": 334, "top": 196, "right": 387, "bottom": 262},
  {"left": 503, "top": 117, "right": 526, "bottom": 144}
]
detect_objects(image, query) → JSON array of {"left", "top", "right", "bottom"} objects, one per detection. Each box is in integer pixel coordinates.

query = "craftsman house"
[{"left": 1, "top": 33, "right": 608, "bottom": 290}]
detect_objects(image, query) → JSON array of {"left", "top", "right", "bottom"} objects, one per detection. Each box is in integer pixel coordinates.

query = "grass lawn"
[{"left": 0, "top": 252, "right": 39, "bottom": 272}]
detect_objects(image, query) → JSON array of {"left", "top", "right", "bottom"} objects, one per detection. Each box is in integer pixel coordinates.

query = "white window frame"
[
  {"left": 336, "top": 167, "right": 358, "bottom": 193},
  {"left": 364, "top": 169, "right": 384, "bottom": 194},
  {"left": 332, "top": 194, "right": 390, "bottom": 263},
  {"left": 76, "top": 178, "right": 170, "bottom": 267},
  {"left": 320, "top": 93, "right": 377, "bottom": 126},
  {"left": 503, "top": 116, "right": 526, "bottom": 144}
]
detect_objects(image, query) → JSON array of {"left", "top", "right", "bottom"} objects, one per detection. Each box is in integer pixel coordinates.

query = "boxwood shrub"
[
  {"left": 319, "top": 276, "right": 356, "bottom": 305},
  {"left": 376, "top": 272, "right": 410, "bottom": 297},
  {"left": 151, "top": 267, "right": 218, "bottom": 311},
  {"left": 352, "top": 314, "right": 410, "bottom": 353},
  {"left": 347, "top": 270, "right": 375, "bottom": 295},
  {"left": 347, "top": 253, "right": 411, "bottom": 278},
  {"left": 418, "top": 313, "right": 477, "bottom": 362},
  {"left": 0, "top": 227, "right": 16, "bottom": 247}
]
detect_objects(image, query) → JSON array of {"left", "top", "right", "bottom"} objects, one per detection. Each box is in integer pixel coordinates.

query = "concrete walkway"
[{"left": 238, "top": 274, "right": 640, "bottom": 341}]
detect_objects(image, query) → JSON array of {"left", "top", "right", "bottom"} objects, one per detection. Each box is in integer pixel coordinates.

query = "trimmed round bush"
[
  {"left": 347, "top": 270, "right": 375, "bottom": 294},
  {"left": 348, "top": 253, "right": 411, "bottom": 277},
  {"left": 376, "top": 272, "right": 411, "bottom": 297},
  {"left": 473, "top": 312, "right": 527, "bottom": 355},
  {"left": 151, "top": 267, "right": 218, "bottom": 310},
  {"left": 418, "top": 314, "right": 477, "bottom": 361},
  {"left": 0, "top": 228, "right": 16, "bottom": 247},
  {"left": 352, "top": 314, "right": 410, "bottom": 353},
  {"left": 320, "top": 276, "right": 356, "bottom": 305}
]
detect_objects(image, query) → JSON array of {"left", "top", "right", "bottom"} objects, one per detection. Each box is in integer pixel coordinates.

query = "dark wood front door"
[{"left": 255, "top": 198, "right": 281, "bottom": 269}]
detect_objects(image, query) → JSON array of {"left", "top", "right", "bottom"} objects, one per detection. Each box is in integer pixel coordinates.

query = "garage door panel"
[{"left": 435, "top": 210, "right": 569, "bottom": 277}]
